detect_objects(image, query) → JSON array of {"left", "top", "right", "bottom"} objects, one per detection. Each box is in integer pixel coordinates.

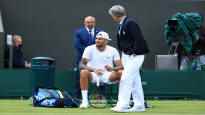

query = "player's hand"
[
  {"left": 94, "top": 69, "right": 104, "bottom": 76},
  {"left": 105, "top": 65, "right": 113, "bottom": 72}
]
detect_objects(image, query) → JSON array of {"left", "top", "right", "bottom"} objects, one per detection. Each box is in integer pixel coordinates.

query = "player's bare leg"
[
  {"left": 109, "top": 70, "right": 122, "bottom": 82},
  {"left": 80, "top": 69, "right": 92, "bottom": 90},
  {"left": 80, "top": 69, "right": 92, "bottom": 108}
]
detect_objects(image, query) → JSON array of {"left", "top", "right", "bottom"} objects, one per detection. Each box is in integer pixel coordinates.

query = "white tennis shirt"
[{"left": 82, "top": 44, "right": 120, "bottom": 71}]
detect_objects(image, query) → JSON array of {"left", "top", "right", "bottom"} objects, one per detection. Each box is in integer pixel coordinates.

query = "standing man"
[
  {"left": 12, "top": 35, "right": 27, "bottom": 68},
  {"left": 108, "top": 5, "right": 149, "bottom": 112},
  {"left": 74, "top": 16, "right": 101, "bottom": 98},
  {"left": 4, "top": 34, "right": 31, "bottom": 68}
]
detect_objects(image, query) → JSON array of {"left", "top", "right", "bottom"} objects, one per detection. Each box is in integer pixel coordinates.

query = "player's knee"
[
  {"left": 115, "top": 70, "right": 122, "bottom": 77},
  {"left": 80, "top": 69, "right": 91, "bottom": 79}
]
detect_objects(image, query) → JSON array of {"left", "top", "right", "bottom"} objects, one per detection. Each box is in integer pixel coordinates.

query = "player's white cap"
[{"left": 96, "top": 31, "right": 111, "bottom": 41}]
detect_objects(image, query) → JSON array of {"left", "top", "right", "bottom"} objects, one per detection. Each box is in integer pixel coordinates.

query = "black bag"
[{"left": 32, "top": 88, "right": 80, "bottom": 108}]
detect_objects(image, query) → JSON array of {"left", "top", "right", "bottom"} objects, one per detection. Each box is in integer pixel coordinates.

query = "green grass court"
[{"left": 0, "top": 100, "right": 205, "bottom": 115}]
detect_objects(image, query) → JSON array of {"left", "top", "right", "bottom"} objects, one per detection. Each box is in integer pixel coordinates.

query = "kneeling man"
[{"left": 79, "top": 31, "right": 123, "bottom": 108}]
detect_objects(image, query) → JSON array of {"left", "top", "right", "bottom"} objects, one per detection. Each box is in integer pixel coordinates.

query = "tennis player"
[{"left": 79, "top": 31, "right": 123, "bottom": 108}]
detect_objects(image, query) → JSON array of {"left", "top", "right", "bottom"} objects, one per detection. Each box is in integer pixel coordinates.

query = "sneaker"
[
  {"left": 110, "top": 106, "right": 130, "bottom": 113},
  {"left": 127, "top": 106, "right": 145, "bottom": 112},
  {"left": 79, "top": 103, "right": 89, "bottom": 109},
  {"left": 110, "top": 106, "right": 118, "bottom": 111}
]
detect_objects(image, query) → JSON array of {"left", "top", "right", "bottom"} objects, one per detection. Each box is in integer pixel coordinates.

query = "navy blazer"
[
  {"left": 74, "top": 27, "right": 101, "bottom": 66},
  {"left": 13, "top": 45, "right": 25, "bottom": 68},
  {"left": 117, "top": 17, "right": 149, "bottom": 55}
]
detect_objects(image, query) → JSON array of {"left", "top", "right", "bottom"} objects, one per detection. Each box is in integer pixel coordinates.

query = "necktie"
[
  {"left": 89, "top": 29, "right": 94, "bottom": 43},
  {"left": 118, "top": 24, "right": 122, "bottom": 35}
]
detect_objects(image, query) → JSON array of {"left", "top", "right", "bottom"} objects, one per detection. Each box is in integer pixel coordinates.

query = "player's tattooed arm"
[
  {"left": 79, "top": 58, "right": 95, "bottom": 72},
  {"left": 105, "top": 60, "right": 123, "bottom": 72},
  {"left": 113, "top": 60, "right": 124, "bottom": 71}
]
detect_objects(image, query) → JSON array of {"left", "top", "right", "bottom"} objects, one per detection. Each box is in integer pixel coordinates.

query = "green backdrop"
[{"left": 0, "top": 69, "right": 204, "bottom": 99}]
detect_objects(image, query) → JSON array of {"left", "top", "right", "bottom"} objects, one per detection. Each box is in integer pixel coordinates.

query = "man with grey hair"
[{"left": 108, "top": 5, "right": 149, "bottom": 112}]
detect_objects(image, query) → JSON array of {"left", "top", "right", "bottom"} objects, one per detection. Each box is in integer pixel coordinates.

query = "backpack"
[{"left": 32, "top": 88, "right": 80, "bottom": 108}]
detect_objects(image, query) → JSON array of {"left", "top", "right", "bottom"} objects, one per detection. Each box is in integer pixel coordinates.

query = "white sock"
[{"left": 81, "top": 90, "right": 88, "bottom": 104}]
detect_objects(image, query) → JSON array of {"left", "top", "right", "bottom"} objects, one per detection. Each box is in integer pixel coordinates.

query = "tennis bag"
[{"left": 32, "top": 88, "right": 80, "bottom": 108}]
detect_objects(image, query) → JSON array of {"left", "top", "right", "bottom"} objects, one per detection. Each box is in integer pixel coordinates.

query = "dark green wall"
[
  {"left": 0, "top": 69, "right": 205, "bottom": 99},
  {"left": 0, "top": 32, "right": 4, "bottom": 68},
  {"left": 0, "top": 0, "right": 205, "bottom": 69}
]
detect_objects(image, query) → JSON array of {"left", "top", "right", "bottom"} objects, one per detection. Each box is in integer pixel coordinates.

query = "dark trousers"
[{"left": 74, "top": 68, "right": 81, "bottom": 99}]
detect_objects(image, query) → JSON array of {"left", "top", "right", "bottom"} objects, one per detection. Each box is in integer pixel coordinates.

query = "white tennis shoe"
[
  {"left": 110, "top": 105, "right": 129, "bottom": 112},
  {"left": 127, "top": 106, "right": 145, "bottom": 112},
  {"left": 111, "top": 105, "right": 145, "bottom": 112},
  {"left": 79, "top": 102, "right": 89, "bottom": 109}
]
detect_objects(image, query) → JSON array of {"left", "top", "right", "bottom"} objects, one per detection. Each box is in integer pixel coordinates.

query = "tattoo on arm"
[
  {"left": 80, "top": 58, "right": 95, "bottom": 72},
  {"left": 113, "top": 60, "right": 123, "bottom": 71}
]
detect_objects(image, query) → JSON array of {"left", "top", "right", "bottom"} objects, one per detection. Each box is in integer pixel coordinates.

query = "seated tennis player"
[{"left": 79, "top": 31, "right": 123, "bottom": 108}]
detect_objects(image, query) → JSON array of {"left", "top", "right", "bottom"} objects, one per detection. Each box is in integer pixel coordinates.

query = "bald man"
[{"left": 74, "top": 16, "right": 102, "bottom": 98}]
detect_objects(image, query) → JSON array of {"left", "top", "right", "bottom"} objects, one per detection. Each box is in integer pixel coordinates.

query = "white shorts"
[{"left": 91, "top": 71, "right": 114, "bottom": 84}]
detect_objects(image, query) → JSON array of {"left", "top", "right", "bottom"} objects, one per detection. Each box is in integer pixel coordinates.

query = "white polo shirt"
[{"left": 82, "top": 44, "right": 120, "bottom": 71}]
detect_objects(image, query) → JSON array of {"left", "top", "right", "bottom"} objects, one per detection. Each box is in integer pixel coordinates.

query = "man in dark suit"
[
  {"left": 109, "top": 5, "right": 149, "bottom": 112},
  {"left": 4, "top": 34, "right": 31, "bottom": 68},
  {"left": 74, "top": 16, "right": 101, "bottom": 98},
  {"left": 12, "top": 35, "right": 26, "bottom": 68}
]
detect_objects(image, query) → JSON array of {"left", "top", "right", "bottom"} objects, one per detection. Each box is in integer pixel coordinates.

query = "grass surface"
[{"left": 0, "top": 100, "right": 204, "bottom": 115}]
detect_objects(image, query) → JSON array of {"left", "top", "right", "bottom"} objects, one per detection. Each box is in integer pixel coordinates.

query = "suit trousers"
[{"left": 117, "top": 52, "right": 145, "bottom": 108}]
